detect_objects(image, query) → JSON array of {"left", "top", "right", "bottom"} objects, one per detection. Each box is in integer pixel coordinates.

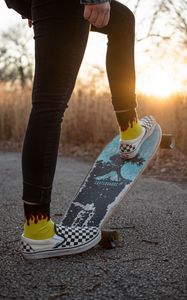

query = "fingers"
[
  {"left": 96, "top": 11, "right": 110, "bottom": 28},
  {"left": 84, "top": 6, "right": 92, "bottom": 20},
  {"left": 103, "top": 12, "right": 110, "bottom": 26},
  {"left": 89, "top": 10, "right": 98, "bottom": 25},
  {"left": 84, "top": 3, "right": 110, "bottom": 28}
]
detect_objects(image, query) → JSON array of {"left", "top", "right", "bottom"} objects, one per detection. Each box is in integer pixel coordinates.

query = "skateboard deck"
[{"left": 62, "top": 124, "right": 162, "bottom": 237}]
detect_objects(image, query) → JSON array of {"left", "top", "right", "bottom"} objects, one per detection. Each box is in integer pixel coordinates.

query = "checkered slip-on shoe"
[
  {"left": 21, "top": 224, "right": 101, "bottom": 259},
  {"left": 120, "top": 115, "right": 156, "bottom": 159}
]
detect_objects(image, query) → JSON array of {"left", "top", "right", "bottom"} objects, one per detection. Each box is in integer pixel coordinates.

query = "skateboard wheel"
[
  {"left": 99, "top": 229, "right": 120, "bottom": 249},
  {"left": 160, "top": 134, "right": 175, "bottom": 149}
]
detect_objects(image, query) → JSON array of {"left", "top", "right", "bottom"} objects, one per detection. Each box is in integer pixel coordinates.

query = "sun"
[{"left": 137, "top": 67, "right": 183, "bottom": 98}]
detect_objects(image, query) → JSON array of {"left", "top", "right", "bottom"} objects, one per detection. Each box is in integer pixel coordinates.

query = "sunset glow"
[
  {"left": 136, "top": 68, "right": 184, "bottom": 98},
  {"left": 0, "top": 0, "right": 186, "bottom": 99}
]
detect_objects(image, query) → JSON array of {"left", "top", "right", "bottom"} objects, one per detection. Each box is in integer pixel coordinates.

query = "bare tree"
[
  {"left": 123, "top": 0, "right": 187, "bottom": 86},
  {"left": 125, "top": 0, "right": 187, "bottom": 44},
  {"left": 0, "top": 23, "right": 34, "bottom": 88}
]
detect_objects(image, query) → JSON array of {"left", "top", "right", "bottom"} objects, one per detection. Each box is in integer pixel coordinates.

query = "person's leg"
[
  {"left": 91, "top": 0, "right": 156, "bottom": 158},
  {"left": 91, "top": 1, "right": 138, "bottom": 130},
  {"left": 21, "top": 0, "right": 101, "bottom": 258}
]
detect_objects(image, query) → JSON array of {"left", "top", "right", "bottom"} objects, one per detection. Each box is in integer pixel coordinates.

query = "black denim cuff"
[
  {"left": 112, "top": 96, "right": 137, "bottom": 112},
  {"left": 22, "top": 181, "right": 52, "bottom": 204}
]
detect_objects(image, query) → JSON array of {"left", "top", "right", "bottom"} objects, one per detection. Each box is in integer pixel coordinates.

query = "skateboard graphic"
[{"left": 61, "top": 124, "right": 173, "bottom": 248}]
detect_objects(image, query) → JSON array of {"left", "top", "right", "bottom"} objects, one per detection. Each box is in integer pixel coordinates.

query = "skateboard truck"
[
  {"left": 160, "top": 134, "right": 175, "bottom": 149},
  {"left": 99, "top": 229, "right": 120, "bottom": 249}
]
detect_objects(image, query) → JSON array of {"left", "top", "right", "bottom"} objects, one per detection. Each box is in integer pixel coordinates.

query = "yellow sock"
[
  {"left": 120, "top": 120, "right": 142, "bottom": 140},
  {"left": 24, "top": 217, "right": 55, "bottom": 240}
]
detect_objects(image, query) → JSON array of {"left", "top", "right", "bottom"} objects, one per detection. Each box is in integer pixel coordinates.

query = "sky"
[
  {"left": 0, "top": 0, "right": 107, "bottom": 65},
  {"left": 0, "top": 0, "right": 186, "bottom": 97}
]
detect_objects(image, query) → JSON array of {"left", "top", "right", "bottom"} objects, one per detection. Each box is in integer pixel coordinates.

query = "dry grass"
[
  {"left": 0, "top": 84, "right": 31, "bottom": 142},
  {"left": 0, "top": 82, "right": 187, "bottom": 155}
]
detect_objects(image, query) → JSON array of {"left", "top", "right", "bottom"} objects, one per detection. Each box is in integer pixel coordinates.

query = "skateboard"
[{"left": 61, "top": 124, "right": 173, "bottom": 249}]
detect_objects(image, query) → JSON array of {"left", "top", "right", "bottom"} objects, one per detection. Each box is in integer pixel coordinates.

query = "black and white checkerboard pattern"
[
  {"left": 21, "top": 240, "right": 35, "bottom": 253},
  {"left": 140, "top": 116, "right": 155, "bottom": 130},
  {"left": 120, "top": 143, "right": 136, "bottom": 154},
  {"left": 55, "top": 224, "right": 99, "bottom": 248}
]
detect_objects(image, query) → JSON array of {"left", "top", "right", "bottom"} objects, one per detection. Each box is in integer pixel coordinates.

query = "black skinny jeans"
[{"left": 22, "top": 0, "right": 136, "bottom": 204}]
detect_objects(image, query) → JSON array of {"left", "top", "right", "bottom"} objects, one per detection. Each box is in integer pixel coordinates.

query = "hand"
[
  {"left": 84, "top": 3, "right": 110, "bottom": 28},
  {"left": 28, "top": 19, "right": 32, "bottom": 28}
]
